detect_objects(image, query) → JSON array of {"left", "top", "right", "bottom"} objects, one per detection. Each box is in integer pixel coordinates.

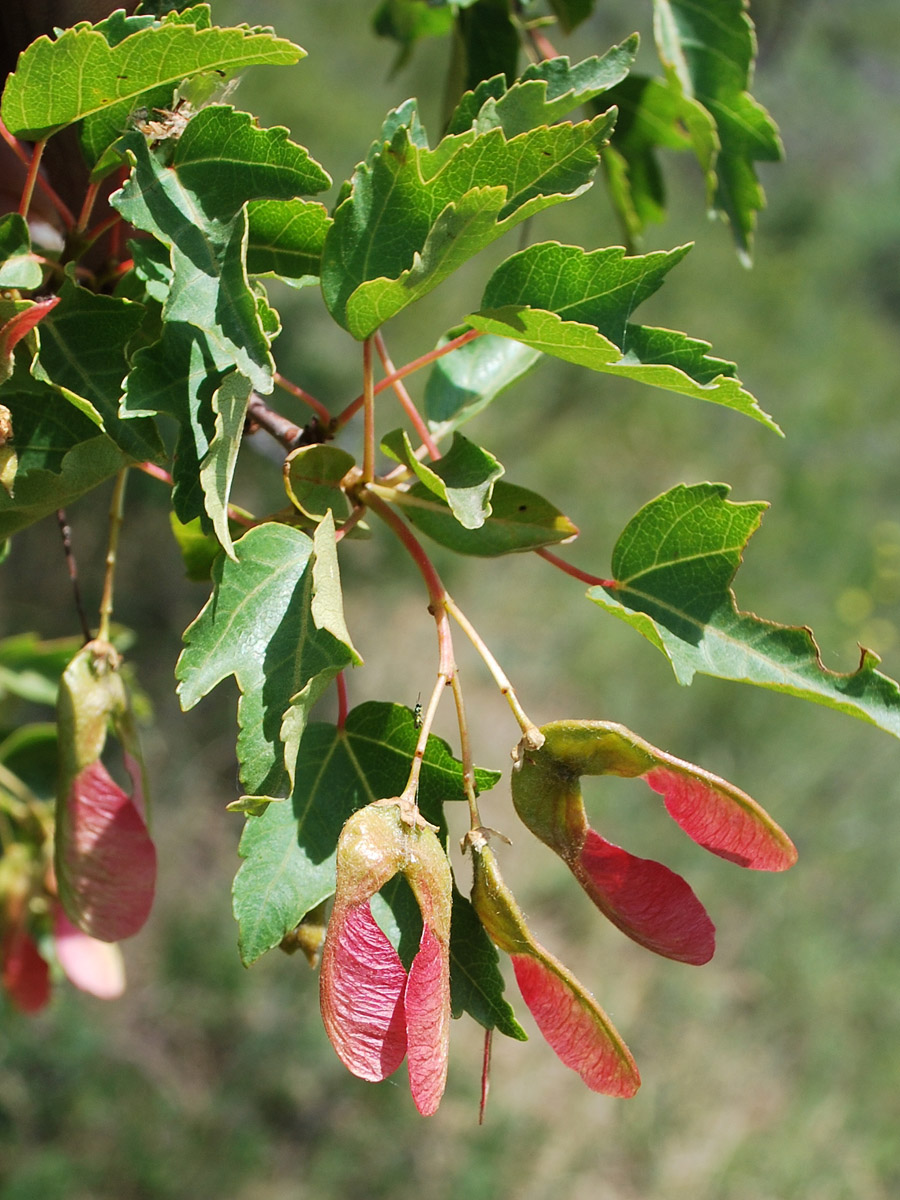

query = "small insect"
[
  {"left": 132, "top": 98, "right": 194, "bottom": 144},
  {"left": 413, "top": 694, "right": 423, "bottom": 729}
]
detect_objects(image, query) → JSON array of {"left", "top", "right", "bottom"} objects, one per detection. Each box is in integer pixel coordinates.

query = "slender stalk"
[
  {"left": 136, "top": 461, "right": 173, "bottom": 486},
  {"left": 536, "top": 546, "right": 616, "bottom": 589},
  {"left": 335, "top": 671, "right": 348, "bottom": 731},
  {"left": 274, "top": 372, "right": 332, "bottom": 426},
  {"left": 0, "top": 120, "right": 75, "bottom": 227},
  {"left": 75, "top": 180, "right": 102, "bottom": 235},
  {"left": 444, "top": 593, "right": 544, "bottom": 747},
  {"left": 82, "top": 210, "right": 121, "bottom": 253},
  {"left": 333, "top": 327, "right": 484, "bottom": 431},
  {"left": 362, "top": 337, "right": 376, "bottom": 484},
  {"left": 56, "top": 510, "right": 92, "bottom": 643},
  {"left": 479, "top": 1029, "right": 493, "bottom": 1125},
  {"left": 98, "top": 469, "right": 128, "bottom": 644},
  {"left": 18, "top": 138, "right": 47, "bottom": 221},
  {"left": 135, "top": 460, "right": 254, "bottom": 528},
  {"left": 450, "top": 669, "right": 482, "bottom": 829},
  {"left": 374, "top": 332, "right": 441, "bottom": 461}
]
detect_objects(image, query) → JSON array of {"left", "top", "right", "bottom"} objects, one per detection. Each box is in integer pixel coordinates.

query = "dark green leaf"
[
  {"left": 450, "top": 887, "right": 527, "bottom": 1039},
  {"left": 652, "top": 0, "right": 782, "bottom": 261},
  {"left": 470, "top": 241, "right": 779, "bottom": 430},
  {"left": 199, "top": 371, "right": 251, "bottom": 558},
  {"left": 548, "top": 0, "right": 595, "bottom": 33},
  {"left": 403, "top": 479, "right": 578, "bottom": 556},
  {"left": 590, "top": 483, "right": 900, "bottom": 737},
  {"left": 36, "top": 278, "right": 164, "bottom": 464},
  {"left": 602, "top": 73, "right": 713, "bottom": 245},
  {"left": 233, "top": 701, "right": 500, "bottom": 963},
  {"left": 381, "top": 429, "right": 504, "bottom": 530},
  {"left": 456, "top": 0, "right": 519, "bottom": 93}
]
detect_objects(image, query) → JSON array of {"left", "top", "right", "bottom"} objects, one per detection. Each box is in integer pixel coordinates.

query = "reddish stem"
[
  {"left": 362, "top": 337, "right": 376, "bottom": 483},
  {"left": 335, "top": 671, "right": 348, "bottom": 731},
  {"left": 0, "top": 120, "right": 75, "bottom": 228},
  {"left": 19, "top": 138, "right": 47, "bottom": 222},
  {"left": 535, "top": 547, "right": 616, "bottom": 589},
  {"left": 479, "top": 1029, "right": 493, "bottom": 1125},
  {"left": 135, "top": 460, "right": 254, "bottom": 527},
  {"left": 274, "top": 372, "right": 332, "bottom": 426},
  {"left": 83, "top": 210, "right": 121, "bottom": 252},
  {"left": 75, "top": 180, "right": 102, "bottom": 235},
  {"left": 333, "top": 328, "right": 484, "bottom": 431},
  {"left": 374, "top": 332, "right": 441, "bottom": 461}
]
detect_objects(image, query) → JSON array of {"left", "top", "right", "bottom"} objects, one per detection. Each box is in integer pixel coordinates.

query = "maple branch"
[{"left": 274, "top": 372, "right": 332, "bottom": 426}]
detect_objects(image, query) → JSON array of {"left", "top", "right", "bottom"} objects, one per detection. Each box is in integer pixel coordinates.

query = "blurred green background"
[{"left": 2, "top": 2, "right": 900, "bottom": 1196}]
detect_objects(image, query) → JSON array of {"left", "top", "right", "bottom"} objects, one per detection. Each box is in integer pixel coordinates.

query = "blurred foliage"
[{"left": 1, "top": 0, "right": 900, "bottom": 1196}]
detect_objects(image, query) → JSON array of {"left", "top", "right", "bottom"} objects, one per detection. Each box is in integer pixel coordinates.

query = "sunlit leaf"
[
  {"left": 381, "top": 429, "right": 504, "bottom": 530},
  {"left": 590, "top": 483, "right": 900, "bottom": 737},
  {"left": 470, "top": 242, "right": 779, "bottom": 430},
  {"left": 177, "top": 522, "right": 359, "bottom": 796}
]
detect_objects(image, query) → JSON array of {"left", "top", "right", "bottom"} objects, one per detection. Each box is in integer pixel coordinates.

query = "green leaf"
[
  {"left": 36, "top": 278, "right": 165, "bottom": 464},
  {"left": 449, "top": 887, "right": 527, "bottom": 1040},
  {"left": 0, "top": 215, "right": 42, "bottom": 290},
  {"left": 176, "top": 522, "right": 360, "bottom": 796},
  {"left": 381, "top": 429, "right": 504, "bottom": 530},
  {"left": 169, "top": 512, "right": 224, "bottom": 581},
  {"left": 469, "top": 241, "right": 779, "bottom": 431},
  {"left": 0, "top": 9, "right": 302, "bottom": 165},
  {"left": 373, "top": 0, "right": 454, "bottom": 71},
  {"left": 246, "top": 199, "right": 331, "bottom": 286},
  {"left": 589, "top": 483, "right": 900, "bottom": 738},
  {"left": 602, "top": 73, "right": 714, "bottom": 245},
  {"left": 199, "top": 371, "right": 251, "bottom": 559},
  {"left": 0, "top": 633, "right": 85, "bottom": 707},
  {"left": 233, "top": 701, "right": 500, "bottom": 964},
  {"left": 452, "top": 41, "right": 638, "bottom": 139},
  {"left": 402, "top": 479, "right": 578, "bottom": 556},
  {"left": 112, "top": 129, "right": 275, "bottom": 393},
  {"left": 547, "top": 0, "right": 595, "bottom": 33},
  {"left": 321, "top": 109, "right": 616, "bottom": 339},
  {"left": 283, "top": 445, "right": 355, "bottom": 522},
  {"left": 0, "top": 432, "right": 128, "bottom": 540},
  {"left": 424, "top": 329, "right": 541, "bottom": 438},
  {"left": 652, "top": 0, "right": 782, "bottom": 262},
  {"left": 171, "top": 105, "right": 330, "bottom": 220},
  {"left": 456, "top": 0, "right": 519, "bottom": 94},
  {"left": 123, "top": 321, "right": 228, "bottom": 524}
]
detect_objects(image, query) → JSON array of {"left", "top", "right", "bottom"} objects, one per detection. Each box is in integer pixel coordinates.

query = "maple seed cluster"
[
  {"left": 0, "top": 641, "right": 156, "bottom": 1012},
  {"left": 318, "top": 719, "right": 796, "bottom": 1114}
]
